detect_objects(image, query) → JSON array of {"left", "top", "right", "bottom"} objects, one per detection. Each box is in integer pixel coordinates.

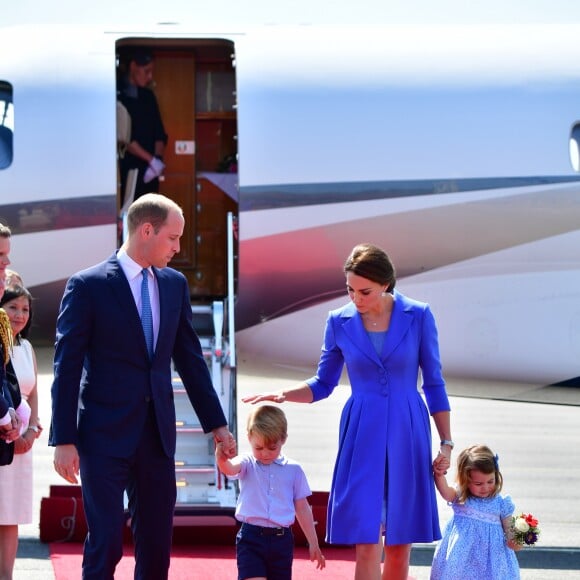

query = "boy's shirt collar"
[{"left": 257, "top": 455, "right": 287, "bottom": 466}]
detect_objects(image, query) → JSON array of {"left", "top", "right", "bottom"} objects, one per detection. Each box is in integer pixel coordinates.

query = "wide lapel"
[
  {"left": 381, "top": 291, "right": 413, "bottom": 361},
  {"left": 106, "top": 254, "right": 150, "bottom": 361},
  {"left": 341, "top": 303, "right": 383, "bottom": 366}
]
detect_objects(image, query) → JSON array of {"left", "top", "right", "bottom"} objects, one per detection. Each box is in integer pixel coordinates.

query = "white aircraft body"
[{"left": 2, "top": 2, "right": 580, "bottom": 388}]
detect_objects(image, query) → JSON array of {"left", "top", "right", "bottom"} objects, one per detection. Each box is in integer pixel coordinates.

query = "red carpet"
[
  {"left": 49, "top": 543, "right": 358, "bottom": 579},
  {"left": 46, "top": 488, "right": 361, "bottom": 577}
]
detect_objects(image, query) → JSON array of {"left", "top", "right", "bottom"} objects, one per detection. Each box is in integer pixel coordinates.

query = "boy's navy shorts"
[{"left": 236, "top": 522, "right": 294, "bottom": 580}]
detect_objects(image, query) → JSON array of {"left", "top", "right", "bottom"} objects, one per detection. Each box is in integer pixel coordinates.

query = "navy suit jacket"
[
  {"left": 49, "top": 253, "right": 227, "bottom": 458},
  {"left": 0, "top": 397, "right": 7, "bottom": 418}
]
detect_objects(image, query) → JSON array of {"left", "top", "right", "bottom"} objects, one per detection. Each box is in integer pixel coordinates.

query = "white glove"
[{"left": 143, "top": 157, "right": 165, "bottom": 183}]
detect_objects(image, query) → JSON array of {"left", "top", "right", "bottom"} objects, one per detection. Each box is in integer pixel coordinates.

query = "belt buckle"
[{"left": 274, "top": 527, "right": 284, "bottom": 536}]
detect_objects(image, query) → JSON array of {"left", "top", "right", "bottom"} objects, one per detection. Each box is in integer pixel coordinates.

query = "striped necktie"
[{"left": 140, "top": 269, "right": 154, "bottom": 358}]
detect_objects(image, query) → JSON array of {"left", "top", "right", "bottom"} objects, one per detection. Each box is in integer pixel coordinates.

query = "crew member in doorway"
[{"left": 118, "top": 48, "right": 168, "bottom": 204}]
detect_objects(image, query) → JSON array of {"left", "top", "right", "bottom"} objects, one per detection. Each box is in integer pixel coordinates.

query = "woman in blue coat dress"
[{"left": 244, "top": 243, "right": 453, "bottom": 579}]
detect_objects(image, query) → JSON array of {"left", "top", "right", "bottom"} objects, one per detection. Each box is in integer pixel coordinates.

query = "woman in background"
[{"left": 0, "top": 284, "right": 42, "bottom": 579}]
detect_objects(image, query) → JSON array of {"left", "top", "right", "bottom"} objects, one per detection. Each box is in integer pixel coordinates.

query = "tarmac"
[{"left": 13, "top": 347, "right": 580, "bottom": 579}]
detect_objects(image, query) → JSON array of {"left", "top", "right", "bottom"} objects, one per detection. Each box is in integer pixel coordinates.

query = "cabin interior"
[{"left": 116, "top": 38, "right": 238, "bottom": 306}]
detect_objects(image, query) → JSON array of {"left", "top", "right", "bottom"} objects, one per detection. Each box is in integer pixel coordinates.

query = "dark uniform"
[{"left": 118, "top": 82, "right": 167, "bottom": 202}]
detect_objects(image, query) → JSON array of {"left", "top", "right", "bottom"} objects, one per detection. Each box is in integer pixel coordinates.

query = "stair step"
[{"left": 175, "top": 466, "right": 215, "bottom": 474}]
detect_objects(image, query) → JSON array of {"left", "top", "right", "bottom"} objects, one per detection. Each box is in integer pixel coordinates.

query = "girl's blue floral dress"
[{"left": 430, "top": 494, "right": 520, "bottom": 579}]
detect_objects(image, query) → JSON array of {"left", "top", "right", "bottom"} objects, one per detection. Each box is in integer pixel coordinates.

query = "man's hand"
[
  {"left": 54, "top": 444, "right": 80, "bottom": 484},
  {"left": 212, "top": 426, "right": 236, "bottom": 458}
]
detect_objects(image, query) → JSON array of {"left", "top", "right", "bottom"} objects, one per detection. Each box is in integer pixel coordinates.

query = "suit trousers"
[{"left": 79, "top": 403, "right": 177, "bottom": 580}]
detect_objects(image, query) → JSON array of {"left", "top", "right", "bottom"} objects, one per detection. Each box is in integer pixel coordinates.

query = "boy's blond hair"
[{"left": 247, "top": 405, "right": 287, "bottom": 446}]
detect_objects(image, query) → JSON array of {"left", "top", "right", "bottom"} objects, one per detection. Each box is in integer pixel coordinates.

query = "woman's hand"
[
  {"left": 14, "top": 431, "right": 35, "bottom": 454},
  {"left": 433, "top": 448, "right": 451, "bottom": 474},
  {"left": 243, "top": 383, "right": 314, "bottom": 405},
  {"left": 432, "top": 458, "right": 448, "bottom": 477},
  {"left": 242, "top": 392, "right": 286, "bottom": 404}
]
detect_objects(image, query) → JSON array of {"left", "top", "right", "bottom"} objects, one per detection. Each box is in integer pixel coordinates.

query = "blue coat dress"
[{"left": 307, "top": 291, "right": 450, "bottom": 545}]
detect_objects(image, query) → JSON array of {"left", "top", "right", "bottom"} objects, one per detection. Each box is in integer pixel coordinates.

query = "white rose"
[{"left": 514, "top": 518, "right": 530, "bottom": 533}]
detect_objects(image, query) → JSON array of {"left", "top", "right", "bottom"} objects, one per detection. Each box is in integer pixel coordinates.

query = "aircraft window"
[
  {"left": 0, "top": 81, "right": 14, "bottom": 170},
  {"left": 570, "top": 122, "right": 580, "bottom": 172}
]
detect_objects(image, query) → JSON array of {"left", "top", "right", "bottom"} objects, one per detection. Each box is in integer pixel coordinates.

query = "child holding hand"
[
  {"left": 431, "top": 444, "right": 521, "bottom": 580},
  {"left": 216, "top": 405, "right": 325, "bottom": 580}
]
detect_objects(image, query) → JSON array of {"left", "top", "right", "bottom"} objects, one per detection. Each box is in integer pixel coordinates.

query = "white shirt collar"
[{"left": 117, "top": 248, "right": 150, "bottom": 281}]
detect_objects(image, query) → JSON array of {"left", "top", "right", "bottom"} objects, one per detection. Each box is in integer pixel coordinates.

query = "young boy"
[{"left": 215, "top": 405, "right": 325, "bottom": 579}]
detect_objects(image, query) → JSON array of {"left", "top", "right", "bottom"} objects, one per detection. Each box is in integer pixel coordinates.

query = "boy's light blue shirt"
[{"left": 229, "top": 454, "right": 311, "bottom": 528}]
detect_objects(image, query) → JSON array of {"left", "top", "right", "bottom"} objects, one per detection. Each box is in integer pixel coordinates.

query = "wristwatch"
[{"left": 440, "top": 439, "right": 454, "bottom": 448}]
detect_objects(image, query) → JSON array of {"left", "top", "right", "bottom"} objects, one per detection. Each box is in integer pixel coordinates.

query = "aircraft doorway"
[{"left": 115, "top": 38, "right": 239, "bottom": 302}]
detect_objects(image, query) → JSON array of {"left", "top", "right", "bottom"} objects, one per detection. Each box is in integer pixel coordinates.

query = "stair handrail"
[{"left": 226, "top": 211, "right": 236, "bottom": 368}]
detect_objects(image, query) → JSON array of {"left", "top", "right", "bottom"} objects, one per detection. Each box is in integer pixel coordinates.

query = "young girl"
[{"left": 430, "top": 444, "right": 520, "bottom": 580}]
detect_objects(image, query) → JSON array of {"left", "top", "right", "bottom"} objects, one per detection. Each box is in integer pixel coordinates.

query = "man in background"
[{"left": 118, "top": 48, "right": 167, "bottom": 206}]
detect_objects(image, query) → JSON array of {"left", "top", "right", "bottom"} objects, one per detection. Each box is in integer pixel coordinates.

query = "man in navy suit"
[{"left": 50, "top": 194, "right": 236, "bottom": 579}]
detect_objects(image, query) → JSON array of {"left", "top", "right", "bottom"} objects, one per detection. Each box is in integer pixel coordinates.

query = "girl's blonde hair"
[
  {"left": 456, "top": 444, "right": 503, "bottom": 503},
  {"left": 246, "top": 405, "right": 287, "bottom": 446}
]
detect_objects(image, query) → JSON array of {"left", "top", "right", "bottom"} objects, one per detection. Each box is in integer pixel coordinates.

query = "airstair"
[{"left": 172, "top": 212, "right": 238, "bottom": 526}]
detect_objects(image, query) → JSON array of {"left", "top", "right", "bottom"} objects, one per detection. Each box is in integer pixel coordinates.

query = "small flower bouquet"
[{"left": 511, "top": 512, "right": 540, "bottom": 546}]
